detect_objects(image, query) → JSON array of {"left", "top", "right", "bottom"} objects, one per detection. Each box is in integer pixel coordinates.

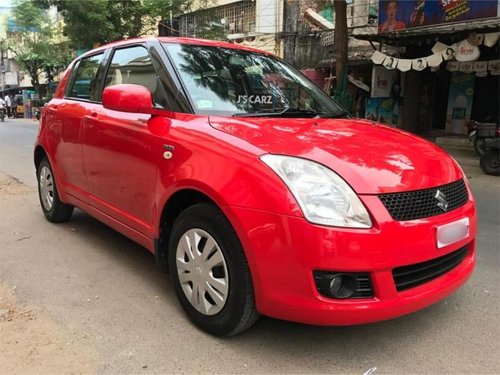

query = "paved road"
[
  {"left": 1, "top": 119, "right": 499, "bottom": 373},
  {"left": 0, "top": 118, "right": 39, "bottom": 187}
]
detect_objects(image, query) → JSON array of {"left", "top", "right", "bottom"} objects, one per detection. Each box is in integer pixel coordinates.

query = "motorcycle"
[
  {"left": 467, "top": 120, "right": 499, "bottom": 156},
  {"left": 480, "top": 138, "right": 500, "bottom": 176}
]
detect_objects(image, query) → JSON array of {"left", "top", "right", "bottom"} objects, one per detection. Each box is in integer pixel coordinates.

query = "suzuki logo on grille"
[{"left": 435, "top": 190, "right": 449, "bottom": 212}]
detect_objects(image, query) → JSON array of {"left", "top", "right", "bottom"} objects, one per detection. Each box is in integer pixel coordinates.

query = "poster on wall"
[
  {"left": 378, "top": 0, "right": 499, "bottom": 33},
  {"left": 371, "top": 66, "right": 405, "bottom": 98},
  {"left": 366, "top": 97, "right": 402, "bottom": 127},
  {"left": 446, "top": 72, "right": 475, "bottom": 135}
]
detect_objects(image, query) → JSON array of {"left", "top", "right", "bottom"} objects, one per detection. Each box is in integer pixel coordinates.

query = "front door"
[{"left": 83, "top": 45, "right": 167, "bottom": 238}]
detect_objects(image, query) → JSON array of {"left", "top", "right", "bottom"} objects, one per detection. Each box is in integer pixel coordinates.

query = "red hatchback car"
[{"left": 35, "top": 37, "right": 476, "bottom": 336}]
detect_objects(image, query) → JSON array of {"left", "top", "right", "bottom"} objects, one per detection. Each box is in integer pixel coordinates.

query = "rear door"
[{"left": 55, "top": 52, "right": 106, "bottom": 202}]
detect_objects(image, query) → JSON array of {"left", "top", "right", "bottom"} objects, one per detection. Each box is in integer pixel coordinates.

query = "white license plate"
[{"left": 436, "top": 218, "right": 469, "bottom": 249}]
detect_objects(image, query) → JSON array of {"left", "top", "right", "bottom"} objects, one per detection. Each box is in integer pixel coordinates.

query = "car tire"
[
  {"left": 169, "top": 203, "right": 259, "bottom": 336},
  {"left": 480, "top": 149, "right": 500, "bottom": 176},
  {"left": 474, "top": 138, "right": 486, "bottom": 156},
  {"left": 37, "top": 158, "right": 74, "bottom": 222}
]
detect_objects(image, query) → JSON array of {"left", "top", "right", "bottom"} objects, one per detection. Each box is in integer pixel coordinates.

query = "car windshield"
[{"left": 163, "top": 43, "right": 347, "bottom": 118}]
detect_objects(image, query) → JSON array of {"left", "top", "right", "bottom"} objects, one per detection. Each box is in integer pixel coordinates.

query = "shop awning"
[{"left": 354, "top": 18, "right": 500, "bottom": 45}]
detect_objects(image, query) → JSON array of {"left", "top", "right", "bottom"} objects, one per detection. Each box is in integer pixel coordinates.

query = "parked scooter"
[
  {"left": 480, "top": 138, "right": 500, "bottom": 176},
  {"left": 467, "top": 120, "right": 499, "bottom": 156}
]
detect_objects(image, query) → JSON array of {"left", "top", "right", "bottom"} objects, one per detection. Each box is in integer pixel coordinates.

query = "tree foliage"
[
  {"left": 8, "top": 0, "right": 72, "bottom": 97},
  {"left": 36, "top": 0, "right": 193, "bottom": 49}
]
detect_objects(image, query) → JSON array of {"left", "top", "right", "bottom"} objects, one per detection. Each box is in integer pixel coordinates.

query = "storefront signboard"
[{"left": 378, "top": 0, "right": 499, "bottom": 33}]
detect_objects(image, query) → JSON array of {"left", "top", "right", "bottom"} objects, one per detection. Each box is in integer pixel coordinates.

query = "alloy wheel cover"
[
  {"left": 176, "top": 228, "right": 229, "bottom": 316},
  {"left": 39, "top": 165, "right": 54, "bottom": 211}
]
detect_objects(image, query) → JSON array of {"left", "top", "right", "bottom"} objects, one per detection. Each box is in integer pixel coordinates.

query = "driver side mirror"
[{"left": 102, "top": 84, "right": 154, "bottom": 113}]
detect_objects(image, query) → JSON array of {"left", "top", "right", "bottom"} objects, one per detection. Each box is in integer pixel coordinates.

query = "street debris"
[
  {"left": 363, "top": 367, "right": 377, "bottom": 375},
  {"left": 15, "top": 236, "right": 32, "bottom": 242}
]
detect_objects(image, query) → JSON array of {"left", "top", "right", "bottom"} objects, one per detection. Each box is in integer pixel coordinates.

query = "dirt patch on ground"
[
  {"left": 0, "top": 173, "right": 35, "bottom": 195},
  {"left": 0, "top": 283, "right": 96, "bottom": 373}
]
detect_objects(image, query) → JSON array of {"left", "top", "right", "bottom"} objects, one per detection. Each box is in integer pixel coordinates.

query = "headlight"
[{"left": 261, "top": 155, "right": 372, "bottom": 228}]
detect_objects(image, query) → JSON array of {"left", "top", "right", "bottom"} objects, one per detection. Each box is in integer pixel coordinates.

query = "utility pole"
[
  {"left": 0, "top": 40, "right": 5, "bottom": 99},
  {"left": 333, "top": 0, "right": 349, "bottom": 108}
]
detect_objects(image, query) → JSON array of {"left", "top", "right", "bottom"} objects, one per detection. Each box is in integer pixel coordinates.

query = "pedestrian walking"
[
  {"left": 4, "top": 95, "right": 11, "bottom": 118},
  {"left": 0, "top": 97, "right": 6, "bottom": 122},
  {"left": 11, "top": 96, "right": 18, "bottom": 118}
]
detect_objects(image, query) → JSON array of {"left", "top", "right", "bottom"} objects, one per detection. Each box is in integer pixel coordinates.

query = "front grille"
[
  {"left": 379, "top": 179, "right": 468, "bottom": 221},
  {"left": 354, "top": 274, "right": 373, "bottom": 298},
  {"left": 392, "top": 245, "right": 469, "bottom": 292}
]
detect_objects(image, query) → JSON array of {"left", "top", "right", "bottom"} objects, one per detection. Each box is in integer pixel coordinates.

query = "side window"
[
  {"left": 67, "top": 53, "right": 104, "bottom": 101},
  {"left": 104, "top": 46, "right": 164, "bottom": 106}
]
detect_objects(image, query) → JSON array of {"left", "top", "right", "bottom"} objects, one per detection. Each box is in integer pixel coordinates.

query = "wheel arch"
[
  {"left": 155, "top": 188, "right": 218, "bottom": 272},
  {"left": 34, "top": 145, "right": 47, "bottom": 171}
]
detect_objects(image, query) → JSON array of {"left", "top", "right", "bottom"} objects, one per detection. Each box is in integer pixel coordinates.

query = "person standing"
[{"left": 4, "top": 94, "right": 11, "bottom": 118}]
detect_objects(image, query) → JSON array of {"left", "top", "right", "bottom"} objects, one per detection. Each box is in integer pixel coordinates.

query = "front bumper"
[{"left": 224, "top": 194, "right": 476, "bottom": 326}]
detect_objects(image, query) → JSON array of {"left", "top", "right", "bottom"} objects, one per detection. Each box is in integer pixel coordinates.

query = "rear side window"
[
  {"left": 104, "top": 46, "right": 164, "bottom": 106},
  {"left": 67, "top": 53, "right": 104, "bottom": 101}
]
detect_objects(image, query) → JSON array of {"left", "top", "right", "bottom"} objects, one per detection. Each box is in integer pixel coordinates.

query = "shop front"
[{"left": 355, "top": 0, "right": 500, "bottom": 136}]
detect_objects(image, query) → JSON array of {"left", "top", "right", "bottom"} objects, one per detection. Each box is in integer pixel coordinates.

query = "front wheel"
[
  {"left": 169, "top": 203, "right": 259, "bottom": 336},
  {"left": 480, "top": 149, "right": 500, "bottom": 176},
  {"left": 37, "top": 158, "right": 74, "bottom": 222}
]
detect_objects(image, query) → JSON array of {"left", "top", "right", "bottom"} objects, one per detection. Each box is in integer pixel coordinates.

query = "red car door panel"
[{"left": 83, "top": 109, "right": 160, "bottom": 238}]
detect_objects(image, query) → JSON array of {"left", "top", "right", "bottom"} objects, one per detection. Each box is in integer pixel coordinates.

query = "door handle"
[{"left": 84, "top": 112, "right": 98, "bottom": 128}]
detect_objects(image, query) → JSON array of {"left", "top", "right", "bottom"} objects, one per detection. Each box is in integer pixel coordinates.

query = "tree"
[
  {"left": 37, "top": 0, "right": 193, "bottom": 49},
  {"left": 7, "top": 0, "right": 72, "bottom": 98},
  {"left": 333, "top": 0, "right": 350, "bottom": 109}
]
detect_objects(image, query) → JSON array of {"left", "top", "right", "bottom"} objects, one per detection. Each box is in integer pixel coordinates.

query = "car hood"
[{"left": 208, "top": 116, "right": 463, "bottom": 194}]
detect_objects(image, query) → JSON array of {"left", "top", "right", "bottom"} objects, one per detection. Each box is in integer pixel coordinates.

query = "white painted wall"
[{"left": 256, "top": 0, "right": 283, "bottom": 34}]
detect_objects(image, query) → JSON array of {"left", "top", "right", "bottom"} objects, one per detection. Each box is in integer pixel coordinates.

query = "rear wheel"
[
  {"left": 37, "top": 158, "right": 74, "bottom": 222},
  {"left": 480, "top": 149, "right": 500, "bottom": 176},
  {"left": 169, "top": 203, "right": 259, "bottom": 336},
  {"left": 474, "top": 138, "right": 487, "bottom": 156}
]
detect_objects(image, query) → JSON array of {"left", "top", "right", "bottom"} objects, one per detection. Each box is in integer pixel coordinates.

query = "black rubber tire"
[
  {"left": 169, "top": 203, "right": 259, "bottom": 337},
  {"left": 474, "top": 138, "right": 486, "bottom": 156},
  {"left": 480, "top": 149, "right": 500, "bottom": 176},
  {"left": 37, "top": 158, "right": 74, "bottom": 222}
]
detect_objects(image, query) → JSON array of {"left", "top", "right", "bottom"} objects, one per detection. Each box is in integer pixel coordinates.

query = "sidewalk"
[{"left": 430, "top": 134, "right": 481, "bottom": 176}]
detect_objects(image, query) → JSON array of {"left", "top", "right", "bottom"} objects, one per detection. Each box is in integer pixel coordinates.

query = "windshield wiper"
[{"left": 232, "top": 108, "right": 320, "bottom": 118}]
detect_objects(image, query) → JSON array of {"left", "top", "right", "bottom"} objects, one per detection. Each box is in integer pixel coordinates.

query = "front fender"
[{"left": 153, "top": 118, "right": 304, "bottom": 237}]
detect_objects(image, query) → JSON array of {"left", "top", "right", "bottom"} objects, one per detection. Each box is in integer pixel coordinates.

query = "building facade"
[{"left": 356, "top": 0, "right": 500, "bottom": 135}]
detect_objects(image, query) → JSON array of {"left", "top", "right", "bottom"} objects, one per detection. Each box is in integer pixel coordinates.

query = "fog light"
[
  {"left": 314, "top": 272, "right": 361, "bottom": 299},
  {"left": 328, "top": 274, "right": 359, "bottom": 299}
]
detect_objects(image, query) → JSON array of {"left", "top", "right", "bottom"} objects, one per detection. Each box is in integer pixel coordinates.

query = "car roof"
[{"left": 81, "top": 37, "right": 275, "bottom": 58}]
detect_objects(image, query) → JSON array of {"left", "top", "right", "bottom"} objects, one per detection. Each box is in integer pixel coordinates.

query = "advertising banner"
[
  {"left": 366, "top": 97, "right": 403, "bottom": 126},
  {"left": 446, "top": 72, "right": 475, "bottom": 134},
  {"left": 371, "top": 66, "right": 405, "bottom": 97},
  {"left": 378, "top": 0, "right": 498, "bottom": 33}
]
